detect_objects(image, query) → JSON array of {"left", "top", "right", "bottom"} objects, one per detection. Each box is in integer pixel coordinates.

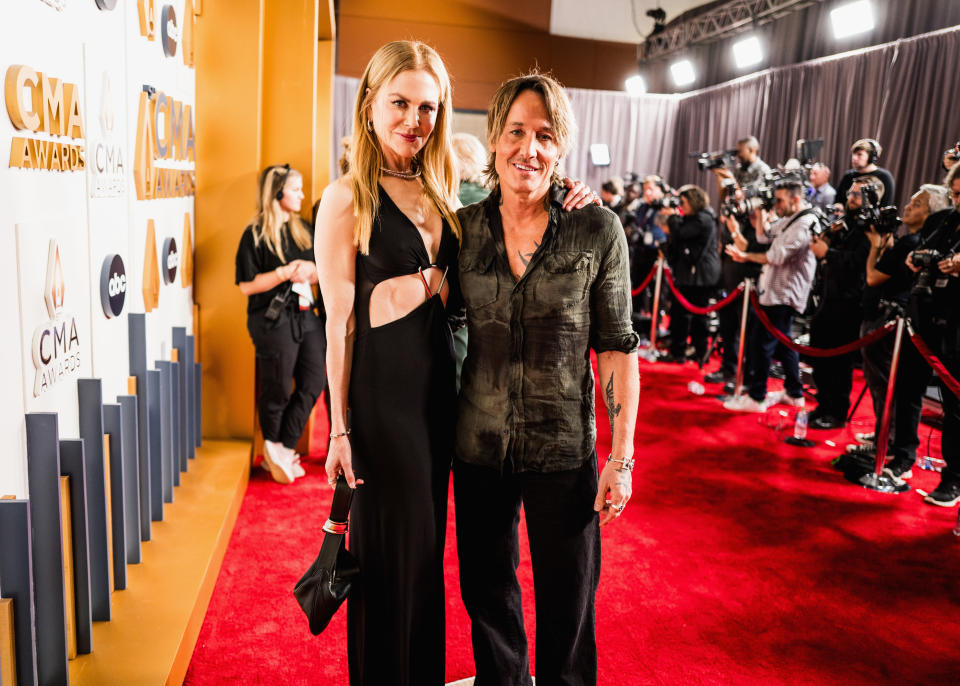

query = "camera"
[
  {"left": 910, "top": 249, "right": 946, "bottom": 298},
  {"left": 695, "top": 149, "right": 738, "bottom": 172},
  {"left": 854, "top": 183, "right": 901, "bottom": 234},
  {"left": 651, "top": 195, "right": 681, "bottom": 210},
  {"left": 720, "top": 169, "right": 804, "bottom": 220}
]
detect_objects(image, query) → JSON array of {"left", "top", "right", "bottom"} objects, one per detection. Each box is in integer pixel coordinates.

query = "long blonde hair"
[
  {"left": 350, "top": 41, "right": 460, "bottom": 254},
  {"left": 251, "top": 164, "right": 311, "bottom": 261}
]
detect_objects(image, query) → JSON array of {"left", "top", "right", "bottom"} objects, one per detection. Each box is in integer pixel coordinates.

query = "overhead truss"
[{"left": 639, "top": 0, "right": 824, "bottom": 62}]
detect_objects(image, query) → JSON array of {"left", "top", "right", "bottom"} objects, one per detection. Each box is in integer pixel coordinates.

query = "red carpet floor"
[{"left": 186, "top": 357, "right": 960, "bottom": 685}]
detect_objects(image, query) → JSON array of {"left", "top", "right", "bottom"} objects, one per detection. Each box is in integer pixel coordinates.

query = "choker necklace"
[{"left": 380, "top": 160, "right": 421, "bottom": 180}]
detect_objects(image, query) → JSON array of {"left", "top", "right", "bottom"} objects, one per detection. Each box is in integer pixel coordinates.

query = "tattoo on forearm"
[
  {"left": 605, "top": 372, "right": 622, "bottom": 435},
  {"left": 518, "top": 241, "right": 540, "bottom": 267}
]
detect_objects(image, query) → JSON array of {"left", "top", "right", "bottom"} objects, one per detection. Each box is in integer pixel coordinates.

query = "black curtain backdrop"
[
  {"left": 666, "top": 25, "right": 960, "bottom": 210},
  {"left": 645, "top": 0, "right": 960, "bottom": 94}
]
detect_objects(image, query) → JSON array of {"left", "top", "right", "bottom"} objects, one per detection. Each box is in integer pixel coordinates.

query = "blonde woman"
[{"left": 236, "top": 164, "right": 324, "bottom": 484}]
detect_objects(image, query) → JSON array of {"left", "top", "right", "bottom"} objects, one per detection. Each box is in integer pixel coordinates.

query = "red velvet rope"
[
  {"left": 662, "top": 267, "right": 746, "bottom": 314},
  {"left": 630, "top": 263, "right": 658, "bottom": 297},
  {"left": 748, "top": 290, "right": 894, "bottom": 357},
  {"left": 908, "top": 332, "right": 960, "bottom": 399}
]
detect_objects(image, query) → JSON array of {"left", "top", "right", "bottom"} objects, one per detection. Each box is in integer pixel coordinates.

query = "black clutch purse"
[{"left": 293, "top": 476, "right": 360, "bottom": 635}]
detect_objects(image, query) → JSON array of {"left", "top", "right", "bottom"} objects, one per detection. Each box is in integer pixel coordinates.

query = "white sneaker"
[
  {"left": 723, "top": 394, "right": 767, "bottom": 413},
  {"left": 263, "top": 440, "right": 296, "bottom": 484},
  {"left": 291, "top": 452, "right": 306, "bottom": 478},
  {"left": 765, "top": 390, "right": 805, "bottom": 408}
]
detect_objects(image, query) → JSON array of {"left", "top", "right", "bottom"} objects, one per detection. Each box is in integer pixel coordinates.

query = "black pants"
[
  {"left": 718, "top": 291, "right": 752, "bottom": 379},
  {"left": 668, "top": 284, "right": 712, "bottom": 360},
  {"left": 810, "top": 299, "right": 863, "bottom": 420},
  {"left": 748, "top": 304, "right": 803, "bottom": 403},
  {"left": 861, "top": 316, "right": 895, "bottom": 444},
  {"left": 917, "top": 323, "right": 960, "bottom": 483},
  {"left": 888, "top": 338, "right": 931, "bottom": 467},
  {"left": 454, "top": 456, "right": 601, "bottom": 686},
  {"left": 247, "top": 311, "right": 327, "bottom": 450}
]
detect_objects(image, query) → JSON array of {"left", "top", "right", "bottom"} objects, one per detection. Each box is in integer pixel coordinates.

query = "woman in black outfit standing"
[
  {"left": 236, "top": 164, "right": 326, "bottom": 484},
  {"left": 660, "top": 184, "right": 721, "bottom": 363}
]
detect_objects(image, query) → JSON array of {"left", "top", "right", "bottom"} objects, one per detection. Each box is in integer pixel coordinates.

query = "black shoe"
[
  {"left": 704, "top": 371, "right": 731, "bottom": 384},
  {"left": 883, "top": 458, "right": 914, "bottom": 482},
  {"left": 810, "top": 414, "right": 844, "bottom": 430},
  {"left": 924, "top": 479, "right": 960, "bottom": 507}
]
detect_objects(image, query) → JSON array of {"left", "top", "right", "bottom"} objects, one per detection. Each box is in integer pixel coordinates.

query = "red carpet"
[{"left": 186, "top": 357, "right": 960, "bottom": 685}]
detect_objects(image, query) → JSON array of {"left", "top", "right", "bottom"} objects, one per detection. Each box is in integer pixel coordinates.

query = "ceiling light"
[
  {"left": 670, "top": 59, "right": 696, "bottom": 88},
  {"left": 733, "top": 35, "right": 763, "bottom": 70},
  {"left": 831, "top": 0, "right": 875, "bottom": 39},
  {"left": 625, "top": 75, "right": 647, "bottom": 96}
]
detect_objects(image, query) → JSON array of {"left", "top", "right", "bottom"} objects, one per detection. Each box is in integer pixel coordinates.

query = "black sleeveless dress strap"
[{"left": 346, "top": 185, "right": 457, "bottom": 685}]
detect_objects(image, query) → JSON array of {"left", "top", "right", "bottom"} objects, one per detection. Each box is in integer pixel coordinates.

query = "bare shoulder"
[{"left": 321, "top": 176, "right": 355, "bottom": 213}]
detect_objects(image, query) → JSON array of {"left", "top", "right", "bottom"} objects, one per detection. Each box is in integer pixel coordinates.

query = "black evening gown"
[{"left": 346, "top": 186, "right": 457, "bottom": 684}]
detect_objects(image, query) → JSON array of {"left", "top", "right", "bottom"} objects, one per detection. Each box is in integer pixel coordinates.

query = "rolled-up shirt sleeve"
[{"left": 590, "top": 215, "right": 640, "bottom": 353}]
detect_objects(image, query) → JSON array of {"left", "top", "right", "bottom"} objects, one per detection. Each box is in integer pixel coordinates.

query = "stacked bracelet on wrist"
[
  {"left": 330, "top": 429, "right": 351, "bottom": 439},
  {"left": 607, "top": 455, "right": 635, "bottom": 472}
]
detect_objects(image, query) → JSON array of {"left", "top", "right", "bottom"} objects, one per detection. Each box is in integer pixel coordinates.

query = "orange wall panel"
[{"left": 337, "top": 4, "right": 638, "bottom": 110}]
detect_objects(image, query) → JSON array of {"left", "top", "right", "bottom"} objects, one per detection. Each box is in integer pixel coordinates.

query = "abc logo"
[
  {"left": 108, "top": 272, "right": 126, "bottom": 297},
  {"left": 162, "top": 237, "right": 179, "bottom": 284},
  {"left": 100, "top": 254, "right": 126, "bottom": 318}
]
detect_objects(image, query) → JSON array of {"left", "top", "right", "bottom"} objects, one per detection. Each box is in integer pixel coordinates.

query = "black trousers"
[
  {"left": 888, "top": 338, "right": 931, "bottom": 467},
  {"left": 718, "top": 291, "right": 752, "bottom": 379},
  {"left": 917, "top": 324, "right": 960, "bottom": 483},
  {"left": 247, "top": 311, "right": 327, "bottom": 450},
  {"left": 861, "top": 316, "right": 895, "bottom": 444},
  {"left": 668, "top": 284, "right": 712, "bottom": 360},
  {"left": 747, "top": 304, "right": 803, "bottom": 403},
  {"left": 810, "top": 299, "right": 863, "bottom": 420},
  {"left": 454, "top": 456, "right": 601, "bottom": 686}
]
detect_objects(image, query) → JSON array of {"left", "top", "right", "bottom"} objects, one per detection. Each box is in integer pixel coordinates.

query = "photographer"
[
  {"left": 709, "top": 137, "right": 771, "bottom": 385},
  {"left": 624, "top": 176, "right": 670, "bottom": 323},
  {"left": 723, "top": 181, "right": 817, "bottom": 412},
  {"left": 905, "top": 164, "right": 960, "bottom": 506},
  {"left": 808, "top": 163, "right": 836, "bottom": 210},
  {"left": 600, "top": 176, "right": 625, "bottom": 214},
  {"left": 659, "top": 185, "right": 721, "bottom": 363},
  {"left": 853, "top": 186, "right": 950, "bottom": 470},
  {"left": 806, "top": 179, "right": 874, "bottom": 429},
  {"left": 836, "top": 138, "right": 896, "bottom": 206}
]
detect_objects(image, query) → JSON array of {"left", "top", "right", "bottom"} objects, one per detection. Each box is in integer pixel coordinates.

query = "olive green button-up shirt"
[{"left": 455, "top": 186, "right": 639, "bottom": 473}]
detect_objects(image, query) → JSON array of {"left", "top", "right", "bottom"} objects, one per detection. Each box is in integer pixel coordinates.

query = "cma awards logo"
[
  {"left": 90, "top": 71, "right": 125, "bottom": 197},
  {"left": 31, "top": 241, "right": 83, "bottom": 397},
  {"left": 100, "top": 254, "right": 126, "bottom": 318}
]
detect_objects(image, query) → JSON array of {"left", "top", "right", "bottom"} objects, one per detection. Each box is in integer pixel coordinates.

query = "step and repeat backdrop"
[{"left": 0, "top": 0, "right": 196, "bottom": 500}]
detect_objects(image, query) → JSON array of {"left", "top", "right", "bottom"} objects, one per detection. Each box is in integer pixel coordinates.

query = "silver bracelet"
[
  {"left": 606, "top": 455, "right": 635, "bottom": 472},
  {"left": 329, "top": 429, "right": 351, "bottom": 439}
]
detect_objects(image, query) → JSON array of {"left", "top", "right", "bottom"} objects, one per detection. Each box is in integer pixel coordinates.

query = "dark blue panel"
[
  {"left": 128, "top": 314, "right": 152, "bottom": 541},
  {"left": 76, "top": 378, "right": 111, "bottom": 622},
  {"left": 185, "top": 335, "right": 196, "bottom": 458},
  {"left": 0, "top": 500, "right": 38, "bottom": 686},
  {"left": 117, "top": 396, "right": 141, "bottom": 564},
  {"left": 194, "top": 361, "right": 202, "bottom": 448},
  {"left": 172, "top": 327, "right": 189, "bottom": 471},
  {"left": 24, "top": 413, "right": 68, "bottom": 686},
  {"left": 169, "top": 361, "right": 182, "bottom": 483},
  {"left": 155, "top": 362, "right": 173, "bottom": 504},
  {"left": 59, "top": 439, "right": 93, "bottom": 655},
  {"left": 102, "top": 405, "right": 127, "bottom": 591},
  {"left": 147, "top": 369, "right": 163, "bottom": 522}
]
